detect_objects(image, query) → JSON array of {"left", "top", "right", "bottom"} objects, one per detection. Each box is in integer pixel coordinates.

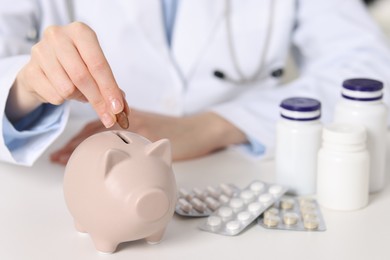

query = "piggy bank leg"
[
  {"left": 74, "top": 221, "right": 87, "bottom": 234},
  {"left": 90, "top": 235, "right": 118, "bottom": 254},
  {"left": 145, "top": 227, "right": 166, "bottom": 245}
]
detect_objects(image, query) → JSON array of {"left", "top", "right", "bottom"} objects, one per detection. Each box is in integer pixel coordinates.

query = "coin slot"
[{"left": 114, "top": 132, "right": 131, "bottom": 144}]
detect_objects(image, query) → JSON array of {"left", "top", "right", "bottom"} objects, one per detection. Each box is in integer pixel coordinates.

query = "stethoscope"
[{"left": 214, "top": 0, "right": 282, "bottom": 84}]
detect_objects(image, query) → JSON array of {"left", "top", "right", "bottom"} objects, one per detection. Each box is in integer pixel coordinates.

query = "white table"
[{"left": 1, "top": 118, "right": 389, "bottom": 260}]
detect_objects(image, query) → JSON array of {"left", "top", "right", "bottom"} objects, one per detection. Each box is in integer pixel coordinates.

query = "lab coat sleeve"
[
  {"left": 210, "top": 0, "right": 390, "bottom": 157},
  {"left": 0, "top": 0, "right": 69, "bottom": 166},
  {"left": 0, "top": 1, "right": 71, "bottom": 165},
  {"left": 2, "top": 104, "right": 69, "bottom": 166},
  {"left": 0, "top": 55, "right": 70, "bottom": 166}
]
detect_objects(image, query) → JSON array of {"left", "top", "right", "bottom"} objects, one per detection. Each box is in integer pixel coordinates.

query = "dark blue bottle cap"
[
  {"left": 343, "top": 78, "right": 383, "bottom": 92},
  {"left": 280, "top": 97, "right": 321, "bottom": 112},
  {"left": 280, "top": 97, "right": 321, "bottom": 121},
  {"left": 342, "top": 78, "right": 383, "bottom": 101}
]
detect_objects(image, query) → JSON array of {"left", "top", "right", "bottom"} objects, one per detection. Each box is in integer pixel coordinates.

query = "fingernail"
[
  {"left": 101, "top": 113, "right": 115, "bottom": 128},
  {"left": 110, "top": 98, "right": 123, "bottom": 114}
]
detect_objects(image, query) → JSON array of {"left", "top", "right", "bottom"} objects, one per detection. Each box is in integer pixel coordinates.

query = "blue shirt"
[
  {"left": 162, "top": 0, "right": 179, "bottom": 46},
  {"left": 3, "top": 104, "right": 66, "bottom": 163}
]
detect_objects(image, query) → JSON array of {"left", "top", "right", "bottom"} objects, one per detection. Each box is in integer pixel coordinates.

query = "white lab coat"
[{"left": 1, "top": 0, "right": 390, "bottom": 165}]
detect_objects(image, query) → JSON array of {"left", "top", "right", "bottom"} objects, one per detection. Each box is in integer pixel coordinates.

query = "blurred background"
[
  {"left": 282, "top": 0, "right": 390, "bottom": 84},
  {"left": 366, "top": 0, "right": 390, "bottom": 38}
]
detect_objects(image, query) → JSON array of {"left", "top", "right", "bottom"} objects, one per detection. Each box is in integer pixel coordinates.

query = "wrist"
[
  {"left": 6, "top": 72, "right": 42, "bottom": 123},
  {"left": 200, "top": 112, "right": 247, "bottom": 149}
]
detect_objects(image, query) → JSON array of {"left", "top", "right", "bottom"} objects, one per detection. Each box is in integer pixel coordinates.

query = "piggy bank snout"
[{"left": 135, "top": 188, "right": 171, "bottom": 222}]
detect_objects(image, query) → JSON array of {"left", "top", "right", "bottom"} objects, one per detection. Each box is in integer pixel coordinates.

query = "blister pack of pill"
[
  {"left": 258, "top": 196, "right": 326, "bottom": 231},
  {"left": 175, "top": 183, "right": 239, "bottom": 217},
  {"left": 198, "top": 180, "right": 288, "bottom": 236}
]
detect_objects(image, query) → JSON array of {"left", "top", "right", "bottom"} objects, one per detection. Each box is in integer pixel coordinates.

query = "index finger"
[{"left": 66, "top": 22, "right": 127, "bottom": 115}]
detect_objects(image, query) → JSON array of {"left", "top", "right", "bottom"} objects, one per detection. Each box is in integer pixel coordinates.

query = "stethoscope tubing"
[{"left": 214, "top": 0, "right": 276, "bottom": 84}]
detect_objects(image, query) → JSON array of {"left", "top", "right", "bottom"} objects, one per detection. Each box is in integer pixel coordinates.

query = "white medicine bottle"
[
  {"left": 334, "top": 78, "right": 388, "bottom": 193},
  {"left": 317, "top": 124, "right": 369, "bottom": 211},
  {"left": 275, "top": 97, "right": 322, "bottom": 195}
]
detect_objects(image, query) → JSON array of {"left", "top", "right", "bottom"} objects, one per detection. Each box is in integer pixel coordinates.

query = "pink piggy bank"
[{"left": 63, "top": 131, "right": 177, "bottom": 253}]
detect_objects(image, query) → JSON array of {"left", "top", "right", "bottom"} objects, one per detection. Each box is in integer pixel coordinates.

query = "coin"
[{"left": 115, "top": 111, "right": 129, "bottom": 129}]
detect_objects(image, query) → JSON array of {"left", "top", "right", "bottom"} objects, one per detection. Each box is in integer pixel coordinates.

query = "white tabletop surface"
[{"left": 1, "top": 118, "right": 390, "bottom": 260}]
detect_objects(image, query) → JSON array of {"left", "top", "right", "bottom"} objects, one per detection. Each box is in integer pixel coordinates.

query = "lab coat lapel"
[
  {"left": 118, "top": 0, "right": 171, "bottom": 62},
  {"left": 172, "top": 0, "right": 225, "bottom": 80}
]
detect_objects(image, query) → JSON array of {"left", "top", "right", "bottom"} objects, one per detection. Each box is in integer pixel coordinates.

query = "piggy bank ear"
[
  {"left": 103, "top": 149, "right": 129, "bottom": 176},
  {"left": 145, "top": 139, "right": 171, "bottom": 166}
]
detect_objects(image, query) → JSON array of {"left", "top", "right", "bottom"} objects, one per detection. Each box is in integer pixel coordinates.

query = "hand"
[
  {"left": 50, "top": 120, "right": 120, "bottom": 165},
  {"left": 6, "top": 22, "right": 127, "bottom": 128},
  {"left": 127, "top": 110, "right": 247, "bottom": 161},
  {"left": 50, "top": 109, "right": 247, "bottom": 165}
]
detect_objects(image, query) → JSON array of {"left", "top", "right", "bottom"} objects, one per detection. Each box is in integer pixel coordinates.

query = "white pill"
[
  {"left": 178, "top": 198, "right": 193, "bottom": 213},
  {"left": 192, "top": 187, "right": 202, "bottom": 196},
  {"left": 207, "top": 216, "right": 222, "bottom": 229},
  {"left": 250, "top": 181, "right": 265, "bottom": 194},
  {"left": 218, "top": 206, "right": 233, "bottom": 220},
  {"left": 268, "top": 185, "right": 283, "bottom": 196},
  {"left": 205, "top": 197, "right": 220, "bottom": 211},
  {"left": 220, "top": 183, "right": 235, "bottom": 197},
  {"left": 240, "top": 190, "right": 255, "bottom": 203},
  {"left": 193, "top": 188, "right": 208, "bottom": 200},
  {"left": 237, "top": 211, "right": 251, "bottom": 223},
  {"left": 258, "top": 193, "right": 273, "bottom": 204},
  {"left": 178, "top": 198, "right": 192, "bottom": 213},
  {"left": 207, "top": 186, "right": 221, "bottom": 199},
  {"left": 248, "top": 202, "right": 263, "bottom": 215},
  {"left": 190, "top": 198, "right": 207, "bottom": 212},
  {"left": 226, "top": 220, "right": 241, "bottom": 234},
  {"left": 178, "top": 188, "right": 193, "bottom": 200},
  {"left": 219, "top": 194, "right": 230, "bottom": 204},
  {"left": 229, "top": 198, "right": 244, "bottom": 212}
]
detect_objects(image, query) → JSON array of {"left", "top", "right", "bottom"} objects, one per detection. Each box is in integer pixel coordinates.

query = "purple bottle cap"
[
  {"left": 280, "top": 97, "right": 321, "bottom": 121},
  {"left": 342, "top": 78, "right": 383, "bottom": 101}
]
